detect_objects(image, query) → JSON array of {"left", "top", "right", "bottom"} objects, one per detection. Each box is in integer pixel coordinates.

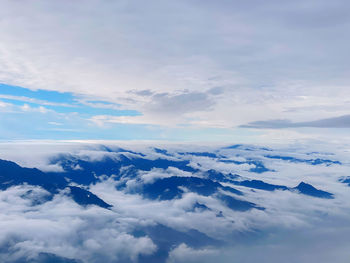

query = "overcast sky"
[{"left": 0, "top": 0, "right": 349, "bottom": 141}]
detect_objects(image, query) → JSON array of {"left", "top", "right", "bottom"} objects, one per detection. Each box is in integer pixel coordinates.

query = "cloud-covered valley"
[{"left": 0, "top": 142, "right": 349, "bottom": 262}]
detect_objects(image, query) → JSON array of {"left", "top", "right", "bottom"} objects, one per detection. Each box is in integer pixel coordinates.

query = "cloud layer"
[
  {"left": 0, "top": 0, "right": 350, "bottom": 138},
  {"left": 242, "top": 115, "right": 350, "bottom": 129},
  {"left": 0, "top": 141, "right": 350, "bottom": 262}
]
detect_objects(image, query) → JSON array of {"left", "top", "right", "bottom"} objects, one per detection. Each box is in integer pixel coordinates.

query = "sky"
[{"left": 0, "top": 0, "right": 350, "bottom": 142}]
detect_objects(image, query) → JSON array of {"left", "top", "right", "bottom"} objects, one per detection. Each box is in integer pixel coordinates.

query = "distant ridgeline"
[{"left": 0, "top": 144, "right": 338, "bottom": 211}]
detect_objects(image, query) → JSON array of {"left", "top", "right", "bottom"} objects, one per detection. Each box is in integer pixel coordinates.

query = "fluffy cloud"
[
  {"left": 0, "top": 185, "right": 157, "bottom": 263},
  {"left": 167, "top": 243, "right": 218, "bottom": 263}
]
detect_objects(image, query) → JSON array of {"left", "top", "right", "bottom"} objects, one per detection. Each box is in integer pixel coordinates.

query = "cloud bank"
[
  {"left": 0, "top": 142, "right": 349, "bottom": 262},
  {"left": 242, "top": 115, "right": 350, "bottom": 129}
]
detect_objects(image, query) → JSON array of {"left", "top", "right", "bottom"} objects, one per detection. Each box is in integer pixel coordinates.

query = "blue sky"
[
  {"left": 0, "top": 0, "right": 349, "bottom": 141},
  {"left": 0, "top": 84, "right": 140, "bottom": 116},
  {"left": 1, "top": 83, "right": 261, "bottom": 141},
  {"left": 0, "top": 83, "right": 152, "bottom": 140}
]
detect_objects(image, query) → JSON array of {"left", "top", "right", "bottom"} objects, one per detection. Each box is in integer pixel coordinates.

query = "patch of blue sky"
[
  {"left": 0, "top": 84, "right": 141, "bottom": 117},
  {"left": 0, "top": 83, "right": 259, "bottom": 141},
  {"left": 0, "top": 102, "right": 263, "bottom": 141},
  {"left": 0, "top": 109, "right": 158, "bottom": 140},
  {"left": 0, "top": 83, "right": 75, "bottom": 104},
  {"left": 0, "top": 98, "right": 44, "bottom": 107},
  {"left": 83, "top": 100, "right": 120, "bottom": 106},
  {"left": 1, "top": 98, "right": 140, "bottom": 116}
]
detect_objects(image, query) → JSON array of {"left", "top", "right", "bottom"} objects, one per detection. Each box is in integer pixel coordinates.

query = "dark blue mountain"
[
  {"left": 137, "top": 176, "right": 242, "bottom": 200},
  {"left": 178, "top": 152, "right": 218, "bottom": 158},
  {"left": 0, "top": 154, "right": 334, "bottom": 213},
  {"left": 0, "top": 159, "right": 111, "bottom": 209},
  {"left": 223, "top": 145, "right": 272, "bottom": 151},
  {"left": 98, "top": 145, "right": 146, "bottom": 157},
  {"left": 204, "top": 170, "right": 288, "bottom": 192},
  {"left": 49, "top": 155, "right": 121, "bottom": 185},
  {"left": 247, "top": 160, "right": 272, "bottom": 173},
  {"left": 217, "top": 193, "right": 263, "bottom": 211},
  {"left": 130, "top": 176, "right": 258, "bottom": 211},
  {"left": 203, "top": 169, "right": 333, "bottom": 199},
  {"left": 190, "top": 202, "right": 211, "bottom": 212},
  {"left": 205, "top": 169, "right": 240, "bottom": 183},
  {"left": 221, "top": 185, "right": 244, "bottom": 195},
  {"left": 68, "top": 186, "right": 112, "bottom": 209},
  {"left": 153, "top": 148, "right": 171, "bottom": 156},
  {"left": 265, "top": 155, "right": 341, "bottom": 166},
  {"left": 293, "top": 182, "right": 334, "bottom": 199},
  {"left": 0, "top": 159, "right": 66, "bottom": 192},
  {"left": 230, "top": 179, "right": 333, "bottom": 199},
  {"left": 340, "top": 177, "right": 350, "bottom": 186},
  {"left": 219, "top": 159, "right": 271, "bottom": 173},
  {"left": 49, "top": 154, "right": 198, "bottom": 185},
  {"left": 223, "top": 144, "right": 244, "bottom": 149},
  {"left": 135, "top": 224, "right": 221, "bottom": 263},
  {"left": 233, "top": 179, "right": 288, "bottom": 191},
  {"left": 120, "top": 155, "right": 197, "bottom": 173}
]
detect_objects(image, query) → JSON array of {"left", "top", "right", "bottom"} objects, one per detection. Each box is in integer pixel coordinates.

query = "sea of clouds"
[{"left": 0, "top": 141, "right": 349, "bottom": 263}]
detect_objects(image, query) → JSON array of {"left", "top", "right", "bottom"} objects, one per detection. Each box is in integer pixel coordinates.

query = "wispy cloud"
[{"left": 241, "top": 115, "right": 350, "bottom": 129}]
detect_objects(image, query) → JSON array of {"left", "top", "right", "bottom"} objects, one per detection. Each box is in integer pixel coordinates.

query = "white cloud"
[
  {"left": 167, "top": 243, "right": 218, "bottom": 263},
  {"left": 0, "top": 185, "right": 157, "bottom": 263},
  {"left": 20, "top": 104, "right": 49, "bottom": 113},
  {"left": 0, "top": 0, "right": 349, "bottom": 130},
  {"left": 139, "top": 167, "right": 197, "bottom": 184}
]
